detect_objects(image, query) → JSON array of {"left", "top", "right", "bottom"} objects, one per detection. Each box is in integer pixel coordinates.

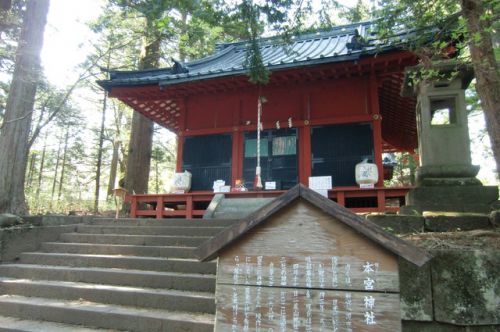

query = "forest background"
[{"left": 0, "top": 0, "right": 498, "bottom": 216}]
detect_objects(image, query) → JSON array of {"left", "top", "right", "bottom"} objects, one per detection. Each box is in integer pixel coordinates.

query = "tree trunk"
[
  {"left": 26, "top": 151, "right": 37, "bottom": 189},
  {"left": 125, "top": 112, "right": 153, "bottom": 195},
  {"left": 123, "top": 19, "right": 160, "bottom": 197},
  {"left": 35, "top": 135, "right": 47, "bottom": 200},
  {"left": 107, "top": 139, "right": 120, "bottom": 196},
  {"left": 51, "top": 137, "right": 62, "bottom": 200},
  {"left": 57, "top": 128, "right": 69, "bottom": 201},
  {"left": 461, "top": 0, "right": 500, "bottom": 177},
  {"left": 94, "top": 91, "right": 107, "bottom": 213},
  {"left": 0, "top": 0, "right": 49, "bottom": 215},
  {"left": 155, "top": 150, "right": 159, "bottom": 194}
]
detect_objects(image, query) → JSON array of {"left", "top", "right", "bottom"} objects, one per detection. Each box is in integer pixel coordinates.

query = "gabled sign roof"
[{"left": 195, "top": 184, "right": 431, "bottom": 266}]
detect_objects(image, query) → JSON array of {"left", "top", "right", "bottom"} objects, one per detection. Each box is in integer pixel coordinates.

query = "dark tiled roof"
[{"left": 99, "top": 21, "right": 411, "bottom": 89}]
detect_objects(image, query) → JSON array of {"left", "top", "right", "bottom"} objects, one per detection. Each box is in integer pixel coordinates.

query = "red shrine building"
[{"left": 98, "top": 22, "right": 420, "bottom": 218}]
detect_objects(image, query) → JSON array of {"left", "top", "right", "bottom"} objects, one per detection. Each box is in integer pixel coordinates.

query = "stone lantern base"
[{"left": 401, "top": 165, "right": 499, "bottom": 214}]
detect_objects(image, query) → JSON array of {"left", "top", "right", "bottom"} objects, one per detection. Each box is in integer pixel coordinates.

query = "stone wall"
[
  {"left": 400, "top": 250, "right": 499, "bottom": 331},
  {"left": 367, "top": 213, "right": 499, "bottom": 331}
]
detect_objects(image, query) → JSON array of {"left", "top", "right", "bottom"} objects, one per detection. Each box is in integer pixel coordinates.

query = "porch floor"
[{"left": 127, "top": 187, "right": 411, "bottom": 219}]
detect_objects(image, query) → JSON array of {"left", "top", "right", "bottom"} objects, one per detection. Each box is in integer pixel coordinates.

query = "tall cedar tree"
[
  {"left": 124, "top": 15, "right": 160, "bottom": 195},
  {"left": 0, "top": 0, "right": 49, "bottom": 214},
  {"left": 460, "top": 0, "right": 500, "bottom": 177}
]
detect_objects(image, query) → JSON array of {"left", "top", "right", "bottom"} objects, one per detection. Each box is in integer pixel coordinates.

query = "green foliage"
[
  {"left": 0, "top": 0, "right": 24, "bottom": 70},
  {"left": 239, "top": 0, "right": 268, "bottom": 84},
  {"left": 385, "top": 152, "right": 418, "bottom": 187},
  {"left": 374, "top": 0, "right": 498, "bottom": 65},
  {"left": 341, "top": 0, "right": 371, "bottom": 23}
]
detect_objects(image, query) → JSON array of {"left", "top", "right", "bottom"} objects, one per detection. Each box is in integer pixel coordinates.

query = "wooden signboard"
[{"left": 196, "top": 185, "right": 430, "bottom": 332}]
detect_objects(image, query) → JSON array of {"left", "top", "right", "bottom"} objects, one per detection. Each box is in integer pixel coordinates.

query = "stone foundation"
[{"left": 405, "top": 185, "right": 499, "bottom": 213}]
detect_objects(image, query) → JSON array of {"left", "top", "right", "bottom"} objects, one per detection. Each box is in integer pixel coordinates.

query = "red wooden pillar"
[
  {"left": 176, "top": 97, "right": 187, "bottom": 173},
  {"left": 156, "top": 196, "right": 163, "bottom": 219},
  {"left": 130, "top": 196, "right": 137, "bottom": 218},
  {"left": 186, "top": 195, "right": 193, "bottom": 219},
  {"left": 176, "top": 135, "right": 184, "bottom": 172},
  {"left": 299, "top": 93, "right": 312, "bottom": 186},
  {"left": 337, "top": 191, "right": 346, "bottom": 207},
  {"left": 377, "top": 189, "right": 386, "bottom": 212},
  {"left": 369, "top": 74, "right": 384, "bottom": 188},
  {"left": 231, "top": 129, "right": 242, "bottom": 186},
  {"left": 299, "top": 125, "right": 312, "bottom": 185}
]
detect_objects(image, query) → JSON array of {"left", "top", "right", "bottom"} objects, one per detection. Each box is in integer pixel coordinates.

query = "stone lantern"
[{"left": 402, "top": 61, "right": 498, "bottom": 213}]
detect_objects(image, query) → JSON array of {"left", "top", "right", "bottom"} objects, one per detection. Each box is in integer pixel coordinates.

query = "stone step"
[
  {"left": 92, "top": 218, "right": 236, "bottom": 227},
  {"left": 0, "top": 265, "right": 215, "bottom": 292},
  {"left": 76, "top": 224, "right": 224, "bottom": 236},
  {"left": 0, "top": 315, "right": 119, "bottom": 332},
  {"left": 40, "top": 242, "right": 196, "bottom": 258},
  {"left": 0, "top": 278, "right": 215, "bottom": 314},
  {"left": 0, "top": 295, "right": 214, "bottom": 332},
  {"left": 59, "top": 233, "right": 210, "bottom": 247},
  {"left": 19, "top": 252, "right": 216, "bottom": 274}
]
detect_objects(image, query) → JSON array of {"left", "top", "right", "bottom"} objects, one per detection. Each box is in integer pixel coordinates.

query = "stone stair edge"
[
  {"left": 0, "top": 264, "right": 215, "bottom": 278},
  {"left": 0, "top": 295, "right": 214, "bottom": 332},
  {"left": 61, "top": 232, "right": 212, "bottom": 239},
  {"left": 0, "top": 277, "right": 216, "bottom": 297},
  {"left": 0, "top": 315, "right": 122, "bottom": 332}
]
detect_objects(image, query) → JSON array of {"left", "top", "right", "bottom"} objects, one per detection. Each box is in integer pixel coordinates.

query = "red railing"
[{"left": 127, "top": 186, "right": 411, "bottom": 219}]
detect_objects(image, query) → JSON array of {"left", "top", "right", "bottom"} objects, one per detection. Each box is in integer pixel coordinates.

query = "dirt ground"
[{"left": 402, "top": 228, "right": 500, "bottom": 250}]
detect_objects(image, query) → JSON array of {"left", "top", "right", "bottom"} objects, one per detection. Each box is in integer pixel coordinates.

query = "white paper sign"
[
  {"left": 265, "top": 182, "right": 276, "bottom": 190},
  {"left": 309, "top": 176, "right": 332, "bottom": 190}
]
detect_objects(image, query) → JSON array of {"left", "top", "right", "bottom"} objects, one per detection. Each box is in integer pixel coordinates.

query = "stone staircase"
[{"left": 0, "top": 218, "right": 235, "bottom": 331}]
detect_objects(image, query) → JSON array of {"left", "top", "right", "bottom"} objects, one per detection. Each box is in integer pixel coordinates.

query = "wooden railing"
[
  {"left": 127, "top": 186, "right": 411, "bottom": 219},
  {"left": 127, "top": 191, "right": 284, "bottom": 219}
]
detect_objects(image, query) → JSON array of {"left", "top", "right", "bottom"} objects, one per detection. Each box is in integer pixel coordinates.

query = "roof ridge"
[{"left": 214, "top": 21, "right": 375, "bottom": 51}]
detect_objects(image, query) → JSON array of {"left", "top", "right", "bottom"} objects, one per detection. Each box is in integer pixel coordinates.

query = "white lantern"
[
  {"left": 355, "top": 159, "right": 378, "bottom": 186},
  {"left": 172, "top": 171, "right": 192, "bottom": 193}
]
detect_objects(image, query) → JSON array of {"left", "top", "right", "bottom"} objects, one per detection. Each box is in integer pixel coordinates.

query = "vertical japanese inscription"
[
  {"left": 224, "top": 256, "right": 393, "bottom": 331},
  {"left": 331, "top": 256, "right": 339, "bottom": 287},
  {"left": 332, "top": 298, "right": 340, "bottom": 332},
  {"left": 243, "top": 256, "right": 251, "bottom": 332},
  {"left": 362, "top": 261, "right": 379, "bottom": 326},
  {"left": 231, "top": 256, "right": 240, "bottom": 332},
  {"left": 344, "top": 292, "right": 353, "bottom": 332},
  {"left": 255, "top": 256, "right": 263, "bottom": 331}
]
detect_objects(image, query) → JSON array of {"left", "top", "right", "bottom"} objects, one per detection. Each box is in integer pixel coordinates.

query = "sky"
[
  {"left": 38, "top": 0, "right": 497, "bottom": 184},
  {"left": 42, "top": 0, "right": 104, "bottom": 87}
]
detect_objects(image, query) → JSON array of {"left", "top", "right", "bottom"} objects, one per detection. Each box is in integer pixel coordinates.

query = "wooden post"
[
  {"left": 130, "top": 196, "right": 137, "bottom": 218},
  {"left": 176, "top": 135, "right": 184, "bottom": 172},
  {"left": 112, "top": 188, "right": 127, "bottom": 219},
  {"left": 369, "top": 75, "right": 384, "bottom": 187},
  {"left": 337, "top": 191, "right": 346, "bottom": 207},
  {"left": 231, "top": 130, "right": 240, "bottom": 186},
  {"left": 377, "top": 189, "right": 386, "bottom": 212},
  {"left": 156, "top": 196, "right": 163, "bottom": 219},
  {"left": 186, "top": 195, "right": 193, "bottom": 219},
  {"left": 299, "top": 125, "right": 312, "bottom": 185},
  {"left": 300, "top": 93, "right": 312, "bottom": 186}
]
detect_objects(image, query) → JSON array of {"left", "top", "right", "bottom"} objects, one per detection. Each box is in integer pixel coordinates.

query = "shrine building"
[{"left": 98, "top": 21, "right": 433, "bottom": 217}]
